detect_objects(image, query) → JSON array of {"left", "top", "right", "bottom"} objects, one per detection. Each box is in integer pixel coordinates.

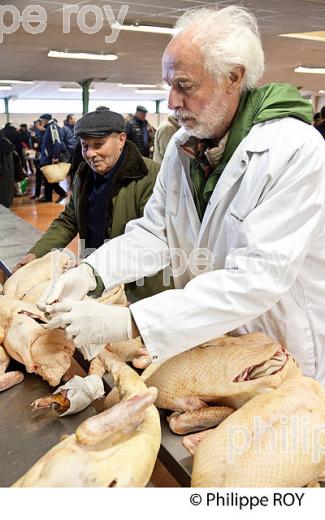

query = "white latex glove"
[
  {"left": 77, "top": 342, "right": 106, "bottom": 361},
  {"left": 54, "top": 375, "right": 105, "bottom": 416},
  {"left": 38, "top": 263, "right": 97, "bottom": 311},
  {"left": 45, "top": 299, "right": 133, "bottom": 355}
]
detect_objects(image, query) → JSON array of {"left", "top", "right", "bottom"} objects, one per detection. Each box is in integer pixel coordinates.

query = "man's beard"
[{"left": 176, "top": 97, "right": 228, "bottom": 139}]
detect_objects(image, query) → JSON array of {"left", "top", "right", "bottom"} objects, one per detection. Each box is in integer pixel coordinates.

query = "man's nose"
[
  {"left": 85, "top": 147, "right": 96, "bottom": 159},
  {"left": 168, "top": 88, "right": 184, "bottom": 111}
]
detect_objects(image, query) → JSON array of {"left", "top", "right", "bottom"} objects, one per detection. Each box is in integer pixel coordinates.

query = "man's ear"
[
  {"left": 227, "top": 66, "right": 245, "bottom": 93},
  {"left": 119, "top": 132, "right": 127, "bottom": 147}
]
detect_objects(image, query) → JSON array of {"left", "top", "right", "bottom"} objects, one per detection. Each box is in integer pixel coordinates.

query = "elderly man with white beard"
[{"left": 40, "top": 5, "right": 325, "bottom": 384}]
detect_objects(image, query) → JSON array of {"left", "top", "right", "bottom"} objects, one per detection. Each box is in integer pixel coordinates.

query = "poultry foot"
[
  {"left": 31, "top": 390, "right": 70, "bottom": 414},
  {"left": 31, "top": 374, "right": 105, "bottom": 416}
]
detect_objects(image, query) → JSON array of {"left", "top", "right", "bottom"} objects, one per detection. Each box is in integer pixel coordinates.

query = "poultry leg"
[
  {"left": 0, "top": 371, "right": 24, "bottom": 392},
  {"left": 31, "top": 390, "right": 70, "bottom": 415},
  {"left": 76, "top": 386, "right": 158, "bottom": 445},
  {"left": 168, "top": 405, "right": 235, "bottom": 434},
  {"left": 13, "top": 349, "right": 161, "bottom": 487},
  {"left": 0, "top": 344, "right": 10, "bottom": 374}
]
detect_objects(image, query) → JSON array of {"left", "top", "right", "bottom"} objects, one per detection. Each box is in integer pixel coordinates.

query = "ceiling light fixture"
[
  {"left": 48, "top": 50, "right": 118, "bottom": 61},
  {"left": 119, "top": 83, "right": 158, "bottom": 88},
  {"left": 279, "top": 31, "right": 325, "bottom": 43},
  {"left": 59, "top": 87, "right": 95, "bottom": 92},
  {"left": 112, "top": 23, "right": 176, "bottom": 35},
  {"left": 295, "top": 66, "right": 325, "bottom": 74},
  {"left": 0, "top": 80, "right": 34, "bottom": 84},
  {"left": 0, "top": 85, "right": 12, "bottom": 90},
  {"left": 319, "top": 90, "right": 325, "bottom": 94},
  {"left": 135, "top": 89, "right": 167, "bottom": 94}
]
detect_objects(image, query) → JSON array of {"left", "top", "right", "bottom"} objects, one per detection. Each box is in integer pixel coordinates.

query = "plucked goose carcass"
[
  {"left": 0, "top": 273, "right": 138, "bottom": 388},
  {"left": 13, "top": 348, "right": 161, "bottom": 487},
  {"left": 3, "top": 250, "right": 74, "bottom": 302},
  {"left": 2, "top": 250, "right": 142, "bottom": 362},
  {"left": 0, "top": 295, "right": 74, "bottom": 386},
  {"left": 141, "top": 332, "right": 300, "bottom": 434},
  {"left": 3, "top": 251, "right": 144, "bottom": 365},
  {"left": 189, "top": 377, "right": 325, "bottom": 487}
]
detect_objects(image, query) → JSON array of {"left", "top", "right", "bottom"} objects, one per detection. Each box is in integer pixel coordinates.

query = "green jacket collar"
[
  {"left": 77, "top": 140, "right": 148, "bottom": 187},
  {"left": 221, "top": 82, "right": 313, "bottom": 166},
  {"left": 77, "top": 140, "right": 149, "bottom": 238}
]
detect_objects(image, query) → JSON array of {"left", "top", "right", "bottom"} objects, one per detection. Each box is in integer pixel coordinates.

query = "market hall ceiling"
[{"left": 0, "top": 0, "right": 324, "bottom": 98}]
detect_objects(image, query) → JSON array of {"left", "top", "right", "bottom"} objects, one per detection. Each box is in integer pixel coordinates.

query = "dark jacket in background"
[
  {"left": 60, "top": 123, "right": 78, "bottom": 158},
  {"left": 2, "top": 124, "right": 23, "bottom": 160},
  {"left": 39, "top": 119, "right": 65, "bottom": 166},
  {"left": 315, "top": 121, "right": 325, "bottom": 139},
  {"left": 126, "top": 116, "right": 150, "bottom": 157},
  {"left": 0, "top": 131, "right": 15, "bottom": 208},
  {"left": 19, "top": 129, "right": 32, "bottom": 148}
]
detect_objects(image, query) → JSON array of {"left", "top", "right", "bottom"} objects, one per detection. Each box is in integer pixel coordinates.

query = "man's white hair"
[{"left": 174, "top": 4, "right": 264, "bottom": 91}]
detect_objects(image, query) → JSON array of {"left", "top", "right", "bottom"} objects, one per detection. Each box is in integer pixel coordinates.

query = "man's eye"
[{"left": 177, "top": 82, "right": 192, "bottom": 91}]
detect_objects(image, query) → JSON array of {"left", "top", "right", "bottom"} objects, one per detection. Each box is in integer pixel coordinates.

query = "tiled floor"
[{"left": 12, "top": 176, "right": 79, "bottom": 256}]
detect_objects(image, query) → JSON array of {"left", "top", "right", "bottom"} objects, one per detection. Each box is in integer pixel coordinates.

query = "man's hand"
[
  {"left": 45, "top": 299, "right": 133, "bottom": 351},
  {"left": 12, "top": 253, "right": 36, "bottom": 273},
  {"left": 38, "top": 263, "right": 97, "bottom": 311}
]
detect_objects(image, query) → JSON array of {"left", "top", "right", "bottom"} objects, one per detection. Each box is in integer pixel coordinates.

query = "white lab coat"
[{"left": 87, "top": 118, "right": 325, "bottom": 384}]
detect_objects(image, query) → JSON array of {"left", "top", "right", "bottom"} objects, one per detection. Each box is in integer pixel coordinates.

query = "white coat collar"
[{"left": 173, "top": 120, "right": 281, "bottom": 234}]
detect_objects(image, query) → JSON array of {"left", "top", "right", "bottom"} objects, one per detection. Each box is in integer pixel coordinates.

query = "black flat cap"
[
  {"left": 136, "top": 105, "right": 148, "bottom": 113},
  {"left": 74, "top": 107, "right": 125, "bottom": 138},
  {"left": 40, "top": 113, "right": 52, "bottom": 120}
]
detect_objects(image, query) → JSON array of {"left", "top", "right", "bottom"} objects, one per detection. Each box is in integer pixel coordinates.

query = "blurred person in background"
[
  {"left": 30, "top": 119, "right": 46, "bottom": 199},
  {"left": 19, "top": 123, "right": 35, "bottom": 174},
  {"left": 315, "top": 106, "right": 325, "bottom": 139},
  {"left": 0, "top": 130, "right": 15, "bottom": 207},
  {"left": 153, "top": 115, "right": 180, "bottom": 164},
  {"left": 313, "top": 112, "right": 321, "bottom": 127},
  {"left": 126, "top": 105, "right": 151, "bottom": 157},
  {"left": 60, "top": 114, "right": 79, "bottom": 162},
  {"left": 38, "top": 113, "right": 67, "bottom": 203},
  {"left": 2, "top": 122, "right": 23, "bottom": 160}
]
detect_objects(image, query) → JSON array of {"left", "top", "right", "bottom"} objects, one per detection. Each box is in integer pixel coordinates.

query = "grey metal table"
[
  {"left": 78, "top": 359, "right": 193, "bottom": 487},
  {"left": 0, "top": 207, "right": 96, "bottom": 486},
  {"left": 0, "top": 363, "right": 96, "bottom": 487},
  {"left": 0, "top": 204, "right": 193, "bottom": 486},
  {"left": 0, "top": 205, "right": 41, "bottom": 270}
]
